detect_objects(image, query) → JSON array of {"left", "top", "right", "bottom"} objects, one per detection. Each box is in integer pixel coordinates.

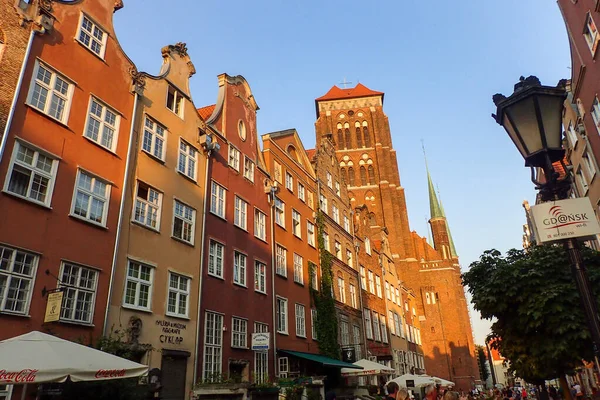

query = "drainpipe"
[
  {"left": 268, "top": 182, "right": 279, "bottom": 379},
  {"left": 103, "top": 89, "right": 140, "bottom": 335},
  {"left": 0, "top": 29, "right": 35, "bottom": 162},
  {"left": 193, "top": 135, "right": 219, "bottom": 385}
]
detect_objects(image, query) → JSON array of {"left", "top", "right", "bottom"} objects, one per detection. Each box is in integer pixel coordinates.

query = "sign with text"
[
  {"left": 342, "top": 347, "right": 356, "bottom": 363},
  {"left": 44, "top": 291, "right": 63, "bottom": 323},
  {"left": 251, "top": 333, "right": 270, "bottom": 350},
  {"left": 531, "top": 198, "right": 600, "bottom": 243}
]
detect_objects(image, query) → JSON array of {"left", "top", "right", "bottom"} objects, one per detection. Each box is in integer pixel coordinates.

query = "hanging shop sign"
[
  {"left": 44, "top": 291, "right": 63, "bottom": 323},
  {"left": 531, "top": 198, "right": 600, "bottom": 243},
  {"left": 251, "top": 333, "right": 270, "bottom": 350}
]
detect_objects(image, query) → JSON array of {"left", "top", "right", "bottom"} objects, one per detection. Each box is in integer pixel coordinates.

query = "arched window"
[
  {"left": 360, "top": 166, "right": 367, "bottom": 186},
  {"left": 355, "top": 122, "right": 363, "bottom": 148},
  {"left": 363, "top": 121, "right": 371, "bottom": 148},
  {"left": 341, "top": 167, "right": 348, "bottom": 185},
  {"left": 368, "top": 165, "right": 375, "bottom": 185},
  {"left": 348, "top": 167, "right": 355, "bottom": 186},
  {"left": 337, "top": 123, "right": 343, "bottom": 148},
  {"left": 344, "top": 122, "right": 351, "bottom": 149}
]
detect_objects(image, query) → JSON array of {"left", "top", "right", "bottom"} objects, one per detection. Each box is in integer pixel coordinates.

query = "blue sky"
[{"left": 114, "top": 0, "right": 570, "bottom": 345}]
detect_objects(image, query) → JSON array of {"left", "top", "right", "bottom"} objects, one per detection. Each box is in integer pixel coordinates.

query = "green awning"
[{"left": 278, "top": 349, "right": 363, "bottom": 369}]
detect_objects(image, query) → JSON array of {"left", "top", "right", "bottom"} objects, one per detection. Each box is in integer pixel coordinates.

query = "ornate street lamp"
[{"left": 492, "top": 75, "right": 600, "bottom": 365}]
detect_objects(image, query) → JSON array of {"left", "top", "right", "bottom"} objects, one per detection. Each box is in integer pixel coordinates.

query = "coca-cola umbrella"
[{"left": 0, "top": 331, "right": 148, "bottom": 399}]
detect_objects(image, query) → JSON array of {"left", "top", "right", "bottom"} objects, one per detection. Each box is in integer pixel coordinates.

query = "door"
[{"left": 161, "top": 354, "right": 188, "bottom": 400}]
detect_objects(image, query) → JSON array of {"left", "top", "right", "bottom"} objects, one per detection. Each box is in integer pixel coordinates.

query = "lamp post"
[{"left": 492, "top": 75, "right": 600, "bottom": 363}]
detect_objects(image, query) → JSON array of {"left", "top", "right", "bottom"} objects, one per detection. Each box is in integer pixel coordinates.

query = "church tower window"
[
  {"left": 348, "top": 167, "right": 355, "bottom": 186},
  {"left": 341, "top": 168, "right": 348, "bottom": 185},
  {"left": 363, "top": 121, "right": 371, "bottom": 148},
  {"left": 355, "top": 122, "right": 363, "bottom": 148},
  {"left": 368, "top": 165, "right": 376, "bottom": 185},
  {"left": 344, "top": 123, "right": 351, "bottom": 149},
  {"left": 337, "top": 123, "right": 344, "bottom": 148},
  {"left": 360, "top": 166, "right": 367, "bottom": 186}
]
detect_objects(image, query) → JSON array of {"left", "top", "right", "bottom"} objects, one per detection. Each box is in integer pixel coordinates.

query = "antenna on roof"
[{"left": 339, "top": 77, "right": 353, "bottom": 89}]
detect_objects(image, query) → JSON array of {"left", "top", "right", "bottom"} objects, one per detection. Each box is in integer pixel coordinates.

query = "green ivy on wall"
[{"left": 310, "top": 211, "right": 340, "bottom": 359}]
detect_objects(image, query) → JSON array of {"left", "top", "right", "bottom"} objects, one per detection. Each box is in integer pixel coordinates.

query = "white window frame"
[
  {"left": 275, "top": 197, "right": 285, "bottom": 227},
  {"left": 276, "top": 244, "right": 287, "bottom": 277},
  {"left": 360, "top": 266, "right": 367, "bottom": 290},
  {"left": 0, "top": 384, "right": 13, "bottom": 400},
  {"left": 83, "top": 97, "right": 120, "bottom": 152},
  {"left": 566, "top": 121, "right": 578, "bottom": 149},
  {"left": 76, "top": 13, "right": 108, "bottom": 58},
  {"left": 208, "top": 240, "right": 224, "bottom": 279},
  {"left": 0, "top": 245, "right": 38, "bottom": 315},
  {"left": 319, "top": 193, "right": 328, "bottom": 213},
  {"left": 583, "top": 149, "right": 597, "bottom": 182},
  {"left": 298, "top": 182, "right": 306, "bottom": 201},
  {"left": 292, "top": 209, "right": 301, "bottom": 238},
  {"left": 332, "top": 205, "right": 340, "bottom": 224},
  {"left": 133, "top": 181, "right": 162, "bottom": 231},
  {"left": 58, "top": 261, "right": 98, "bottom": 325},
  {"left": 344, "top": 215, "right": 350, "bottom": 232},
  {"left": 577, "top": 167, "right": 590, "bottom": 195},
  {"left": 340, "top": 319, "right": 350, "bottom": 346},
  {"left": 166, "top": 272, "right": 190, "bottom": 318},
  {"left": 364, "top": 308, "right": 373, "bottom": 339},
  {"left": 26, "top": 61, "right": 74, "bottom": 124},
  {"left": 177, "top": 139, "right": 198, "bottom": 181},
  {"left": 278, "top": 357, "right": 289, "bottom": 378},
  {"left": 285, "top": 172, "right": 294, "bottom": 191},
  {"left": 381, "top": 314, "right": 388, "bottom": 343},
  {"left": 335, "top": 181, "right": 340, "bottom": 196},
  {"left": 166, "top": 84, "right": 184, "bottom": 118},
  {"left": 277, "top": 297, "right": 288, "bottom": 334},
  {"left": 243, "top": 156, "right": 255, "bottom": 182},
  {"left": 142, "top": 115, "right": 167, "bottom": 161},
  {"left": 311, "top": 309, "right": 318, "bottom": 340},
  {"left": 172, "top": 199, "right": 196, "bottom": 245},
  {"left": 203, "top": 311, "right": 223, "bottom": 381},
  {"left": 69, "top": 169, "right": 111, "bottom": 227},
  {"left": 365, "top": 237, "right": 372, "bottom": 255},
  {"left": 307, "top": 221, "right": 316, "bottom": 247},
  {"left": 346, "top": 249, "right": 353, "bottom": 267},
  {"left": 295, "top": 303, "right": 306, "bottom": 337},
  {"left": 373, "top": 312, "right": 381, "bottom": 341},
  {"left": 322, "top": 232, "right": 330, "bottom": 252},
  {"left": 234, "top": 196, "right": 248, "bottom": 230},
  {"left": 337, "top": 276, "right": 346, "bottom": 304},
  {"left": 4, "top": 141, "right": 59, "bottom": 207},
  {"left": 233, "top": 251, "right": 247, "bottom": 287},
  {"left": 228, "top": 145, "right": 240, "bottom": 171},
  {"left": 368, "top": 270, "right": 375, "bottom": 294},
  {"left": 335, "top": 241, "right": 342, "bottom": 260},
  {"left": 375, "top": 275, "right": 382, "bottom": 298},
  {"left": 231, "top": 317, "right": 248, "bottom": 349},
  {"left": 123, "top": 260, "right": 154, "bottom": 311},
  {"left": 593, "top": 97, "right": 600, "bottom": 134},
  {"left": 388, "top": 311, "right": 396, "bottom": 336},
  {"left": 584, "top": 12, "right": 600, "bottom": 56},
  {"left": 293, "top": 253, "right": 304, "bottom": 285},
  {"left": 210, "top": 181, "right": 226, "bottom": 219},
  {"left": 349, "top": 284, "right": 357, "bottom": 308},
  {"left": 326, "top": 172, "right": 332, "bottom": 188},
  {"left": 254, "top": 209, "right": 267, "bottom": 241},
  {"left": 310, "top": 262, "right": 318, "bottom": 290},
  {"left": 255, "top": 261, "right": 267, "bottom": 294}
]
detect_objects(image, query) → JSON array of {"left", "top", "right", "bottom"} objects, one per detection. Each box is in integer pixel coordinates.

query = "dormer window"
[
  {"left": 584, "top": 12, "right": 600, "bottom": 56},
  {"left": 167, "top": 85, "right": 184, "bottom": 117},
  {"left": 77, "top": 15, "right": 107, "bottom": 58}
]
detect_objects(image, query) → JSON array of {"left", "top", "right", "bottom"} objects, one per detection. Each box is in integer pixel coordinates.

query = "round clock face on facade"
[{"left": 238, "top": 120, "right": 246, "bottom": 141}]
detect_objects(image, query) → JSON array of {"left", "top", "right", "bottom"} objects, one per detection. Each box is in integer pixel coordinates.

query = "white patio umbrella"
[
  {"left": 0, "top": 331, "right": 148, "bottom": 399},
  {"left": 387, "top": 373, "right": 437, "bottom": 388},
  {"left": 341, "top": 359, "right": 395, "bottom": 376},
  {"left": 431, "top": 376, "right": 455, "bottom": 386}
]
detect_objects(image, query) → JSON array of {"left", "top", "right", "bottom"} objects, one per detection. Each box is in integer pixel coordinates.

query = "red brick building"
[
  {"left": 314, "top": 84, "right": 479, "bottom": 390},
  {"left": 0, "top": 0, "right": 136, "bottom": 397},
  {"left": 197, "top": 74, "right": 274, "bottom": 384},
  {"left": 262, "top": 128, "right": 321, "bottom": 376},
  {"left": 0, "top": 0, "right": 134, "bottom": 343}
]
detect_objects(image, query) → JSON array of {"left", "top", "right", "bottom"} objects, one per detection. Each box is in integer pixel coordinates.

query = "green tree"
[
  {"left": 462, "top": 244, "right": 600, "bottom": 385},
  {"left": 476, "top": 345, "right": 489, "bottom": 382},
  {"left": 311, "top": 211, "right": 340, "bottom": 359}
]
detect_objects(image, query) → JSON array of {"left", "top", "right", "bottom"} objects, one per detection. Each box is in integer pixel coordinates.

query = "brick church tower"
[{"left": 314, "top": 84, "right": 480, "bottom": 390}]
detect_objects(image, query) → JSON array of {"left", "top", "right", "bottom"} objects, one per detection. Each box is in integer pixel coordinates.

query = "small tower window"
[
  {"left": 363, "top": 121, "right": 371, "bottom": 148},
  {"left": 426, "top": 292, "right": 431, "bottom": 305},
  {"left": 337, "top": 123, "right": 344, "bottom": 148},
  {"left": 360, "top": 166, "right": 367, "bottom": 186},
  {"left": 348, "top": 167, "right": 355, "bottom": 186},
  {"left": 368, "top": 165, "right": 375, "bottom": 185},
  {"left": 355, "top": 122, "right": 363, "bottom": 148},
  {"left": 344, "top": 122, "right": 351, "bottom": 149},
  {"left": 341, "top": 168, "right": 348, "bottom": 185}
]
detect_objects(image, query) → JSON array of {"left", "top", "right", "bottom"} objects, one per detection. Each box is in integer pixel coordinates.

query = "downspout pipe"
[
  {"left": 350, "top": 208, "right": 369, "bottom": 360},
  {"left": 0, "top": 29, "right": 35, "bottom": 162},
  {"left": 103, "top": 89, "right": 140, "bottom": 335},
  {"left": 268, "top": 183, "right": 279, "bottom": 379},
  {"left": 194, "top": 139, "right": 217, "bottom": 385}
]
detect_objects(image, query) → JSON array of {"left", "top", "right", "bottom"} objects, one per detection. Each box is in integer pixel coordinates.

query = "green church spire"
[{"left": 438, "top": 194, "right": 458, "bottom": 258}]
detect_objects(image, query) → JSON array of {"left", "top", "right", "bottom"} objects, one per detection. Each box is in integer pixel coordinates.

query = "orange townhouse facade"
[
  {"left": 105, "top": 43, "right": 207, "bottom": 400},
  {"left": 0, "top": 0, "right": 134, "bottom": 342},
  {"left": 197, "top": 74, "right": 274, "bottom": 384},
  {"left": 262, "top": 128, "right": 321, "bottom": 376}
]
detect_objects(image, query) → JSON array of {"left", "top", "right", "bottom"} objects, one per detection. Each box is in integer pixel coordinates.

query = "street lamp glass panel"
[
  {"left": 537, "top": 93, "right": 564, "bottom": 151},
  {"left": 503, "top": 96, "right": 542, "bottom": 159}
]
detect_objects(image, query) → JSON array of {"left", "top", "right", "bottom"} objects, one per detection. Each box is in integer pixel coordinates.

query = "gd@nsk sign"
[{"left": 531, "top": 198, "right": 600, "bottom": 243}]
